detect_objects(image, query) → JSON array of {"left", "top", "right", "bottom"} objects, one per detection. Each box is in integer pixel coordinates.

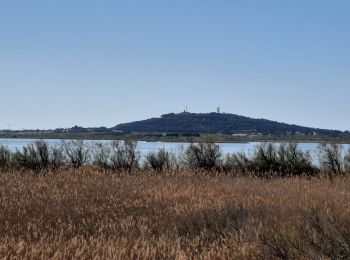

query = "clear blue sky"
[{"left": 1, "top": 0, "right": 349, "bottom": 130}]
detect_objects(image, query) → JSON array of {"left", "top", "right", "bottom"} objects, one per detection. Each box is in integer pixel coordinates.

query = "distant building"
[{"left": 232, "top": 133, "right": 248, "bottom": 137}]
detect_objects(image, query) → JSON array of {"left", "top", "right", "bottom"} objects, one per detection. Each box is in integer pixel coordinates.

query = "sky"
[{"left": 0, "top": 0, "right": 350, "bottom": 130}]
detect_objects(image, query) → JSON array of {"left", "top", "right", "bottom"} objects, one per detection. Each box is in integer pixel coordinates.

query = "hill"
[{"left": 114, "top": 112, "right": 345, "bottom": 137}]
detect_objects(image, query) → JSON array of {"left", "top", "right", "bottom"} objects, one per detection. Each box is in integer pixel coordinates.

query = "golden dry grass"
[{"left": 0, "top": 168, "right": 350, "bottom": 259}]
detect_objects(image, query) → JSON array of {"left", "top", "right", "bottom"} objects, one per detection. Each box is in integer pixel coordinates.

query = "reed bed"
[{"left": 0, "top": 168, "right": 350, "bottom": 259}]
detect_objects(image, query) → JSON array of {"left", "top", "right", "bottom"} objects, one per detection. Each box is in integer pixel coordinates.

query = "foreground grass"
[{"left": 1, "top": 169, "right": 350, "bottom": 259}]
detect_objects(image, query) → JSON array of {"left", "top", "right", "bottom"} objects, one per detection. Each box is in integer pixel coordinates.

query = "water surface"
[{"left": 0, "top": 138, "right": 348, "bottom": 162}]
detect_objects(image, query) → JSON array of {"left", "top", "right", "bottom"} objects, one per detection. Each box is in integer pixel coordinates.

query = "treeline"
[
  {"left": 0, "top": 140, "right": 350, "bottom": 177},
  {"left": 115, "top": 112, "right": 347, "bottom": 136}
]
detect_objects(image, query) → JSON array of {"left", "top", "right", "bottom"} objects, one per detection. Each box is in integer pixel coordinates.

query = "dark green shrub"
[
  {"left": 0, "top": 145, "right": 11, "bottom": 171},
  {"left": 278, "top": 143, "right": 315, "bottom": 176},
  {"left": 224, "top": 143, "right": 316, "bottom": 177},
  {"left": 250, "top": 143, "right": 280, "bottom": 175},
  {"left": 11, "top": 140, "right": 52, "bottom": 171},
  {"left": 223, "top": 152, "right": 251, "bottom": 173},
  {"left": 183, "top": 142, "right": 222, "bottom": 171},
  {"left": 34, "top": 140, "right": 50, "bottom": 169},
  {"left": 144, "top": 148, "right": 176, "bottom": 172},
  {"left": 13, "top": 144, "right": 42, "bottom": 171}
]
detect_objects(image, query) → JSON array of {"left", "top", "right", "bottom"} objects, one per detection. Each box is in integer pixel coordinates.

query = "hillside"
[{"left": 114, "top": 112, "right": 345, "bottom": 137}]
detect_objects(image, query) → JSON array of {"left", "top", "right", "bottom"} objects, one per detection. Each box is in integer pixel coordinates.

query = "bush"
[
  {"left": 278, "top": 143, "right": 315, "bottom": 176},
  {"left": 110, "top": 140, "right": 140, "bottom": 173},
  {"left": 224, "top": 143, "right": 316, "bottom": 177},
  {"left": 49, "top": 145, "right": 66, "bottom": 169},
  {"left": 63, "top": 140, "right": 91, "bottom": 168},
  {"left": 92, "top": 142, "right": 111, "bottom": 169},
  {"left": 223, "top": 152, "right": 251, "bottom": 173},
  {"left": 183, "top": 142, "right": 222, "bottom": 171},
  {"left": 144, "top": 148, "right": 177, "bottom": 172},
  {"left": 318, "top": 143, "right": 344, "bottom": 175},
  {"left": 0, "top": 140, "right": 347, "bottom": 178},
  {"left": 13, "top": 144, "right": 42, "bottom": 171},
  {"left": 0, "top": 145, "right": 12, "bottom": 171},
  {"left": 250, "top": 143, "right": 279, "bottom": 175},
  {"left": 34, "top": 140, "right": 50, "bottom": 169},
  {"left": 11, "top": 141, "right": 66, "bottom": 171},
  {"left": 11, "top": 140, "right": 54, "bottom": 171}
]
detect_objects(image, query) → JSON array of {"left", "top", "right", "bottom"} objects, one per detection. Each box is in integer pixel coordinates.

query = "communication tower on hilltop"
[{"left": 217, "top": 107, "right": 221, "bottom": 114}]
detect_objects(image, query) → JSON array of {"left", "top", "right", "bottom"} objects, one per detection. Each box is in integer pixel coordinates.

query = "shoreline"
[{"left": 1, "top": 134, "right": 350, "bottom": 144}]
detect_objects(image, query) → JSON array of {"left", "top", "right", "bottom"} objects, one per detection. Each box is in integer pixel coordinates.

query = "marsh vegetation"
[
  {"left": 1, "top": 140, "right": 350, "bottom": 176},
  {"left": 1, "top": 169, "right": 350, "bottom": 258},
  {"left": 1, "top": 141, "right": 350, "bottom": 258}
]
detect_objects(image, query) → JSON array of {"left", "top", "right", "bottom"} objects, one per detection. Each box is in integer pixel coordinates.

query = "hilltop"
[
  {"left": 1, "top": 112, "right": 349, "bottom": 142},
  {"left": 114, "top": 112, "right": 345, "bottom": 137}
]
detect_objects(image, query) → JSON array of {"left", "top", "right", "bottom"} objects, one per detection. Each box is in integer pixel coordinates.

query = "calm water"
[{"left": 2, "top": 138, "right": 347, "bottom": 161}]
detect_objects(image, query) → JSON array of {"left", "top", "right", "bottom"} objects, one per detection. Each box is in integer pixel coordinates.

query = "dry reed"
[{"left": 0, "top": 168, "right": 350, "bottom": 259}]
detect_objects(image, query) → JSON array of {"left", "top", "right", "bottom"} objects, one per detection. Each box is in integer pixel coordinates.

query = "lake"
[{"left": 1, "top": 138, "right": 348, "bottom": 161}]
